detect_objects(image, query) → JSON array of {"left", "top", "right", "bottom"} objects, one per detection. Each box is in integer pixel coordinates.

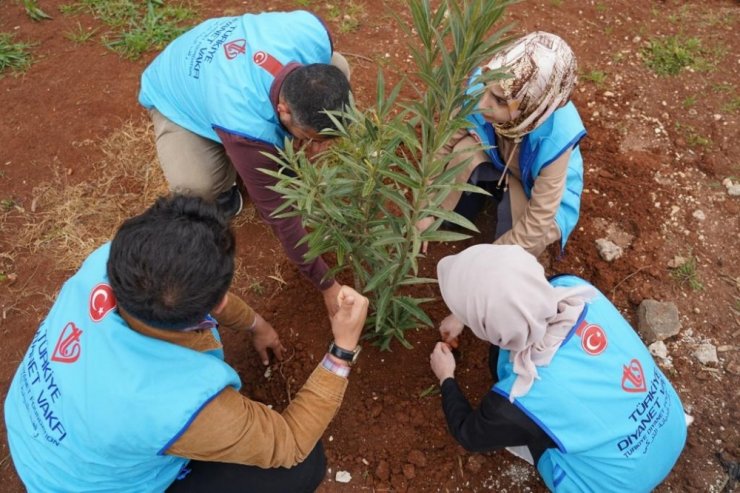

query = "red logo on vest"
[
  {"left": 253, "top": 51, "right": 283, "bottom": 77},
  {"left": 621, "top": 358, "right": 647, "bottom": 393},
  {"left": 90, "top": 283, "right": 116, "bottom": 322},
  {"left": 576, "top": 321, "right": 608, "bottom": 356},
  {"left": 224, "top": 39, "right": 246, "bottom": 60},
  {"left": 52, "top": 322, "right": 83, "bottom": 363}
]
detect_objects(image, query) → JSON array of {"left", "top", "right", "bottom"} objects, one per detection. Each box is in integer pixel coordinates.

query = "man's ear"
[{"left": 212, "top": 294, "right": 229, "bottom": 315}]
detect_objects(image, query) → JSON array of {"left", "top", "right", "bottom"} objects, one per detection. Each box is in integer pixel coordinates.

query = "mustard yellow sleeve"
[
  {"left": 495, "top": 149, "right": 570, "bottom": 256},
  {"left": 213, "top": 292, "right": 256, "bottom": 332},
  {"left": 166, "top": 364, "right": 348, "bottom": 468}
]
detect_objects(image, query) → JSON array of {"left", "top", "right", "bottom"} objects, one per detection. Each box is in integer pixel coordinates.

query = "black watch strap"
[{"left": 328, "top": 341, "right": 360, "bottom": 365}]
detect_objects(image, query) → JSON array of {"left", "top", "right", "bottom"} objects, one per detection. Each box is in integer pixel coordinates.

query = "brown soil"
[{"left": 1, "top": 1, "right": 738, "bottom": 492}]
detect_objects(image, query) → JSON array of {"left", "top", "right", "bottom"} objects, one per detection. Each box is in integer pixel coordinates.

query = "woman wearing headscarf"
[
  {"left": 419, "top": 31, "right": 584, "bottom": 257},
  {"left": 429, "top": 245, "right": 687, "bottom": 492}
]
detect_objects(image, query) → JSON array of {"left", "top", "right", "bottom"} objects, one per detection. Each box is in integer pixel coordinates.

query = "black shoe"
[{"left": 216, "top": 185, "right": 243, "bottom": 219}]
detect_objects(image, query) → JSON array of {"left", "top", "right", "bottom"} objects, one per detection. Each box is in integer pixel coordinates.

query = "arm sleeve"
[
  {"left": 167, "top": 364, "right": 347, "bottom": 467},
  {"left": 495, "top": 148, "right": 571, "bottom": 256},
  {"left": 212, "top": 292, "right": 256, "bottom": 331},
  {"left": 217, "top": 129, "right": 334, "bottom": 290},
  {"left": 440, "top": 378, "right": 540, "bottom": 453}
]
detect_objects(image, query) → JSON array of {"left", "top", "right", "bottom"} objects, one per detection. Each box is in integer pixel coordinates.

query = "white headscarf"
[
  {"left": 437, "top": 244, "right": 596, "bottom": 401},
  {"left": 484, "top": 32, "right": 578, "bottom": 140}
]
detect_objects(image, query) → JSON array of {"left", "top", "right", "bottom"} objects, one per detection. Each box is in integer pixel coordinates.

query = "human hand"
[
  {"left": 322, "top": 281, "right": 342, "bottom": 317},
  {"left": 439, "top": 313, "right": 464, "bottom": 349},
  {"left": 330, "top": 286, "right": 369, "bottom": 350},
  {"left": 252, "top": 314, "right": 286, "bottom": 366},
  {"left": 430, "top": 341, "right": 456, "bottom": 384},
  {"left": 415, "top": 216, "right": 435, "bottom": 254}
]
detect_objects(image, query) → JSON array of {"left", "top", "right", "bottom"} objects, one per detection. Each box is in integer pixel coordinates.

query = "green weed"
[
  {"left": 64, "top": 22, "right": 98, "bottom": 43},
  {"left": 0, "top": 33, "right": 32, "bottom": 75},
  {"left": 681, "top": 95, "right": 696, "bottom": 109},
  {"left": 642, "top": 35, "right": 706, "bottom": 75},
  {"left": 595, "top": 2, "right": 606, "bottom": 13},
  {"left": 0, "top": 199, "right": 17, "bottom": 212},
  {"left": 419, "top": 384, "right": 440, "bottom": 398},
  {"left": 581, "top": 69, "right": 607, "bottom": 87},
  {"left": 249, "top": 281, "right": 265, "bottom": 296},
  {"left": 21, "top": 0, "right": 52, "bottom": 21},
  {"left": 550, "top": 0, "right": 563, "bottom": 6},
  {"left": 670, "top": 256, "right": 703, "bottom": 291},
  {"left": 294, "top": 0, "right": 313, "bottom": 6},
  {"left": 63, "top": 0, "right": 197, "bottom": 60},
  {"left": 326, "top": 1, "right": 364, "bottom": 34},
  {"left": 721, "top": 97, "right": 740, "bottom": 114}
]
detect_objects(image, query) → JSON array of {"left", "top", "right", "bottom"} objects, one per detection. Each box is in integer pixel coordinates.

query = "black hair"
[
  {"left": 107, "top": 195, "right": 235, "bottom": 329},
  {"left": 281, "top": 63, "right": 351, "bottom": 133}
]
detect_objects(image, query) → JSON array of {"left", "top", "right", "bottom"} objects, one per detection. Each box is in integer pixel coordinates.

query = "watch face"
[{"left": 350, "top": 345, "right": 362, "bottom": 365}]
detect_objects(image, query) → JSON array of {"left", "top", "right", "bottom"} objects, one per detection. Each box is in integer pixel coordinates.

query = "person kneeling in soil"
[
  {"left": 139, "top": 10, "right": 352, "bottom": 317},
  {"left": 429, "top": 244, "right": 687, "bottom": 492},
  {"left": 421, "top": 31, "right": 588, "bottom": 341},
  {"left": 4, "top": 195, "right": 368, "bottom": 493}
]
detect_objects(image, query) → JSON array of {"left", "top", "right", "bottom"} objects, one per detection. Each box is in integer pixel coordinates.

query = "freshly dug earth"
[{"left": 1, "top": 1, "right": 738, "bottom": 492}]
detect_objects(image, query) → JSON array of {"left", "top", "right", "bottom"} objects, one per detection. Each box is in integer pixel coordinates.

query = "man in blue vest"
[
  {"left": 5, "top": 195, "right": 368, "bottom": 492},
  {"left": 139, "top": 10, "right": 352, "bottom": 316},
  {"left": 429, "top": 245, "right": 687, "bottom": 492}
]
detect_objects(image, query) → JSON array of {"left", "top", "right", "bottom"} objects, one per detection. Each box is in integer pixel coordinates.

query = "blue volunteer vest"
[
  {"left": 493, "top": 275, "right": 686, "bottom": 492},
  {"left": 4, "top": 244, "right": 242, "bottom": 492},
  {"left": 466, "top": 70, "right": 586, "bottom": 248},
  {"left": 139, "top": 10, "right": 332, "bottom": 146}
]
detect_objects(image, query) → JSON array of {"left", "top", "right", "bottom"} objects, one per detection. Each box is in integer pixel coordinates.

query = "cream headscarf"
[
  {"left": 437, "top": 244, "right": 596, "bottom": 401},
  {"left": 484, "top": 31, "right": 578, "bottom": 140}
]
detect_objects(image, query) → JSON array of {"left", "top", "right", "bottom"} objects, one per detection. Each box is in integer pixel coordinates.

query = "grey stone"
[
  {"left": 692, "top": 210, "right": 706, "bottom": 221},
  {"left": 637, "top": 300, "right": 681, "bottom": 343},
  {"left": 693, "top": 343, "right": 718, "bottom": 365},
  {"left": 649, "top": 341, "right": 668, "bottom": 360},
  {"left": 728, "top": 184, "right": 740, "bottom": 197},
  {"left": 596, "top": 238, "right": 623, "bottom": 262}
]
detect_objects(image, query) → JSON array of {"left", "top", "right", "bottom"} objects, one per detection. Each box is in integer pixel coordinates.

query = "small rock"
[
  {"left": 717, "top": 345, "right": 734, "bottom": 352},
  {"left": 637, "top": 300, "right": 681, "bottom": 343},
  {"left": 335, "top": 470, "right": 352, "bottom": 483},
  {"left": 667, "top": 255, "right": 688, "bottom": 269},
  {"left": 728, "top": 184, "right": 740, "bottom": 197},
  {"left": 466, "top": 455, "right": 484, "bottom": 473},
  {"left": 726, "top": 361, "right": 740, "bottom": 376},
  {"left": 693, "top": 343, "right": 718, "bottom": 365},
  {"left": 649, "top": 341, "right": 668, "bottom": 360},
  {"left": 596, "top": 238, "right": 623, "bottom": 262},
  {"left": 713, "top": 114, "right": 722, "bottom": 121},
  {"left": 407, "top": 449, "right": 427, "bottom": 468},
  {"left": 692, "top": 210, "right": 705, "bottom": 221},
  {"left": 603, "top": 91, "right": 615, "bottom": 98},
  {"left": 402, "top": 463, "right": 416, "bottom": 480},
  {"left": 375, "top": 460, "right": 390, "bottom": 481}
]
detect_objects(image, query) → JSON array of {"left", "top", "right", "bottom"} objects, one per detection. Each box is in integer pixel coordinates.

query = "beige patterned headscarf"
[
  {"left": 484, "top": 32, "right": 577, "bottom": 140},
  {"left": 437, "top": 244, "right": 596, "bottom": 401}
]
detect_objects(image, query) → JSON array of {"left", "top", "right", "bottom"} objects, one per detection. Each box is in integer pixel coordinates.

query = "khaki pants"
[{"left": 150, "top": 108, "right": 236, "bottom": 201}]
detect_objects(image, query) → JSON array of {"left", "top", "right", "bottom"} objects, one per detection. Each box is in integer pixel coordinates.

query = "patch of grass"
[
  {"left": 550, "top": 0, "right": 563, "bottom": 6},
  {"left": 1, "top": 199, "right": 16, "bottom": 212},
  {"left": 326, "top": 1, "right": 365, "bottom": 34},
  {"left": 64, "top": 22, "right": 98, "bottom": 44},
  {"left": 676, "top": 122, "right": 711, "bottom": 148},
  {"left": 642, "top": 35, "right": 707, "bottom": 75},
  {"left": 20, "top": 0, "right": 52, "bottom": 21},
  {"left": 62, "top": 0, "right": 197, "bottom": 60},
  {"left": 682, "top": 95, "right": 696, "bottom": 109},
  {"left": 294, "top": 0, "right": 313, "bottom": 6},
  {"left": 595, "top": 2, "right": 606, "bottom": 13},
  {"left": 0, "top": 33, "right": 32, "bottom": 75},
  {"left": 249, "top": 281, "right": 265, "bottom": 296},
  {"left": 670, "top": 256, "right": 703, "bottom": 291},
  {"left": 581, "top": 69, "right": 607, "bottom": 87},
  {"left": 712, "top": 82, "right": 734, "bottom": 93},
  {"left": 721, "top": 97, "right": 740, "bottom": 114}
]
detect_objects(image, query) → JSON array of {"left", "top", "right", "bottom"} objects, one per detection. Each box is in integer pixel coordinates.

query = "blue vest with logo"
[
  {"left": 466, "top": 70, "right": 586, "bottom": 248},
  {"left": 493, "top": 275, "right": 686, "bottom": 492},
  {"left": 4, "top": 244, "right": 242, "bottom": 492},
  {"left": 139, "top": 11, "right": 332, "bottom": 146}
]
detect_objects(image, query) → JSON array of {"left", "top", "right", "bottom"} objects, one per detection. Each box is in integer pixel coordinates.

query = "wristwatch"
[{"left": 328, "top": 341, "right": 362, "bottom": 366}]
